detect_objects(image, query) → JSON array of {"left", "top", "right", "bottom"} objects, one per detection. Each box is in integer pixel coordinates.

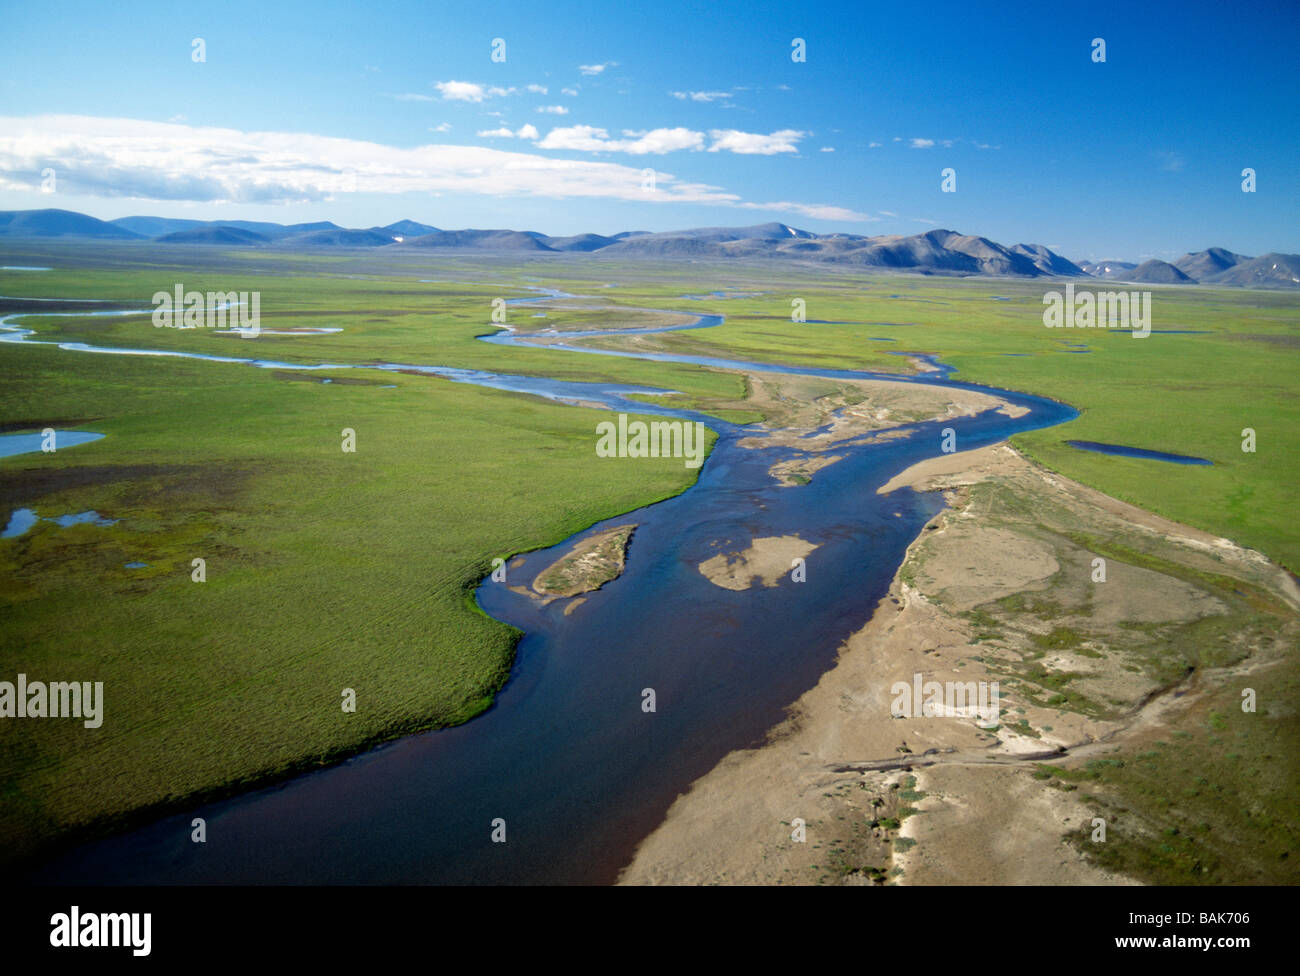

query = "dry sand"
[
  {"left": 618, "top": 442, "right": 1295, "bottom": 886},
  {"left": 698, "top": 535, "right": 818, "bottom": 591}
]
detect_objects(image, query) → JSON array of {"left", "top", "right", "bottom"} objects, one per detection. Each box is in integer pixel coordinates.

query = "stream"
[{"left": 4, "top": 286, "right": 1078, "bottom": 884}]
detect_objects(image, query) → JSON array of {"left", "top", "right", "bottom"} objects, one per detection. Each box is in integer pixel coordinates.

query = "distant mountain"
[
  {"left": 109, "top": 216, "right": 342, "bottom": 241},
  {"left": 155, "top": 226, "right": 270, "bottom": 245},
  {"left": 1078, "top": 260, "right": 1137, "bottom": 278},
  {"left": 829, "top": 229, "right": 1043, "bottom": 275},
  {"left": 542, "top": 233, "right": 617, "bottom": 252},
  {"left": 594, "top": 234, "right": 725, "bottom": 258},
  {"left": 110, "top": 215, "right": 206, "bottom": 237},
  {"left": 3, "top": 208, "right": 1295, "bottom": 288},
  {"left": 1174, "top": 247, "right": 1249, "bottom": 280},
  {"left": 625, "top": 222, "right": 816, "bottom": 244},
  {"left": 1205, "top": 253, "right": 1300, "bottom": 289},
  {"left": 1010, "top": 243, "right": 1086, "bottom": 277},
  {"left": 399, "top": 229, "right": 556, "bottom": 251},
  {"left": 280, "top": 228, "right": 394, "bottom": 248},
  {"left": 1113, "top": 259, "right": 1195, "bottom": 284},
  {"left": 222, "top": 220, "right": 340, "bottom": 240},
  {"left": 593, "top": 226, "right": 1079, "bottom": 277},
  {"left": 0, "top": 208, "right": 143, "bottom": 239},
  {"left": 1086, "top": 248, "right": 1300, "bottom": 288},
  {"left": 374, "top": 219, "right": 440, "bottom": 238}
]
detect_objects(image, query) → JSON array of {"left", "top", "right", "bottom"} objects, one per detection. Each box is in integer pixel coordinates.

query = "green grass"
[
  {"left": 566, "top": 268, "right": 1300, "bottom": 571},
  {"left": 1, "top": 242, "right": 1296, "bottom": 869},
  {"left": 1035, "top": 651, "right": 1298, "bottom": 885},
  {"left": 0, "top": 309, "right": 705, "bottom": 862}
]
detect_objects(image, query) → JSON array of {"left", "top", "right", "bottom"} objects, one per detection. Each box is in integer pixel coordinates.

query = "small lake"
[
  {"left": 2, "top": 508, "right": 117, "bottom": 539},
  {"left": 0, "top": 430, "right": 104, "bottom": 458},
  {"left": 1068, "top": 440, "right": 1212, "bottom": 465}
]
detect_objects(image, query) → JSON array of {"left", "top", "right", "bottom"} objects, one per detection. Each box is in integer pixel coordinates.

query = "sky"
[{"left": 1, "top": 0, "right": 1297, "bottom": 261}]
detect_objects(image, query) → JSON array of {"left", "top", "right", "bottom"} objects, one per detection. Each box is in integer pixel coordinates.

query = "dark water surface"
[
  {"left": 1067, "top": 440, "right": 1212, "bottom": 465},
  {"left": 15, "top": 289, "right": 1077, "bottom": 884}
]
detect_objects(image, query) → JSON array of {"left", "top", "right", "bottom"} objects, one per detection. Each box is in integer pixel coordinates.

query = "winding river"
[{"left": 5, "top": 286, "right": 1077, "bottom": 884}]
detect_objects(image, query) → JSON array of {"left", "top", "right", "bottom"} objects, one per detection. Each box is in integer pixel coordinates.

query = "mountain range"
[{"left": 2, "top": 208, "right": 1297, "bottom": 289}]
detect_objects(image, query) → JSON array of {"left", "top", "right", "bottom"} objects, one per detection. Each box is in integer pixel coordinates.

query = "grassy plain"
[
  {"left": 564, "top": 264, "right": 1300, "bottom": 572},
  {"left": 1, "top": 245, "right": 721, "bottom": 862},
  {"left": 1, "top": 241, "right": 1296, "bottom": 873}
]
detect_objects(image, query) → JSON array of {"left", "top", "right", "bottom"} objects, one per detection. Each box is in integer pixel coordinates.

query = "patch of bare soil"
[
  {"left": 618, "top": 444, "right": 1297, "bottom": 885},
  {"left": 698, "top": 535, "right": 818, "bottom": 591},
  {"left": 531, "top": 524, "right": 636, "bottom": 604}
]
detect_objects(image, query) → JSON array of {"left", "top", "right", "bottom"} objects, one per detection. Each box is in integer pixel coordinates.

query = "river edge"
[
  {"left": 3, "top": 351, "right": 1041, "bottom": 877},
  {"left": 13, "top": 289, "right": 1283, "bottom": 884},
  {"left": 1, "top": 450, "right": 712, "bottom": 875},
  {"left": 618, "top": 443, "right": 1300, "bottom": 885}
]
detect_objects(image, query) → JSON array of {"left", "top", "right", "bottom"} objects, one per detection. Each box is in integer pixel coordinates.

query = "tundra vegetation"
[{"left": 0, "top": 242, "right": 1295, "bottom": 879}]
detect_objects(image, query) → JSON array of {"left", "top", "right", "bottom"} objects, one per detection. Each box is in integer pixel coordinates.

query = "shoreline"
[
  {"left": 12, "top": 283, "right": 1288, "bottom": 882},
  {"left": 7, "top": 359, "right": 1037, "bottom": 878},
  {"left": 618, "top": 442, "right": 1298, "bottom": 885}
]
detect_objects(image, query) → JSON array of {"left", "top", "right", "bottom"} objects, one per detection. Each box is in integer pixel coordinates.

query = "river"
[{"left": 5, "top": 287, "right": 1077, "bottom": 883}]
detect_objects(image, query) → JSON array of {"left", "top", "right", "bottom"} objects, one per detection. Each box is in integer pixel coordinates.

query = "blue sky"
[{"left": 1, "top": 0, "right": 1297, "bottom": 260}]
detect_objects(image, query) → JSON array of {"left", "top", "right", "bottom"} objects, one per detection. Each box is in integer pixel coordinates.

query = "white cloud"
[
  {"left": 537, "top": 105, "right": 569, "bottom": 115},
  {"left": 626, "top": 128, "right": 704, "bottom": 153},
  {"left": 0, "top": 113, "right": 746, "bottom": 208},
  {"left": 819, "top": 146, "right": 835, "bottom": 152},
  {"left": 536, "top": 125, "right": 614, "bottom": 152},
  {"left": 539, "top": 125, "right": 806, "bottom": 155},
  {"left": 0, "top": 114, "right": 871, "bottom": 228},
  {"left": 670, "top": 90, "right": 732, "bottom": 102},
  {"left": 386, "top": 92, "right": 437, "bottom": 102},
  {"left": 738, "top": 201, "right": 877, "bottom": 221},
  {"left": 879, "top": 210, "right": 898, "bottom": 217},
  {"left": 868, "top": 141, "right": 882, "bottom": 148},
  {"left": 435, "top": 81, "right": 490, "bottom": 102},
  {"left": 526, "top": 84, "right": 548, "bottom": 94},
  {"left": 477, "top": 123, "right": 543, "bottom": 140},
  {"left": 430, "top": 81, "right": 526, "bottom": 102},
  {"left": 1156, "top": 150, "right": 1185, "bottom": 172},
  {"left": 535, "top": 125, "right": 703, "bottom": 154},
  {"left": 708, "top": 129, "right": 805, "bottom": 155},
  {"left": 907, "top": 136, "right": 960, "bottom": 149},
  {"left": 578, "top": 63, "right": 615, "bottom": 75},
  {"left": 561, "top": 87, "right": 579, "bottom": 96},
  {"left": 430, "top": 122, "right": 452, "bottom": 133}
]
